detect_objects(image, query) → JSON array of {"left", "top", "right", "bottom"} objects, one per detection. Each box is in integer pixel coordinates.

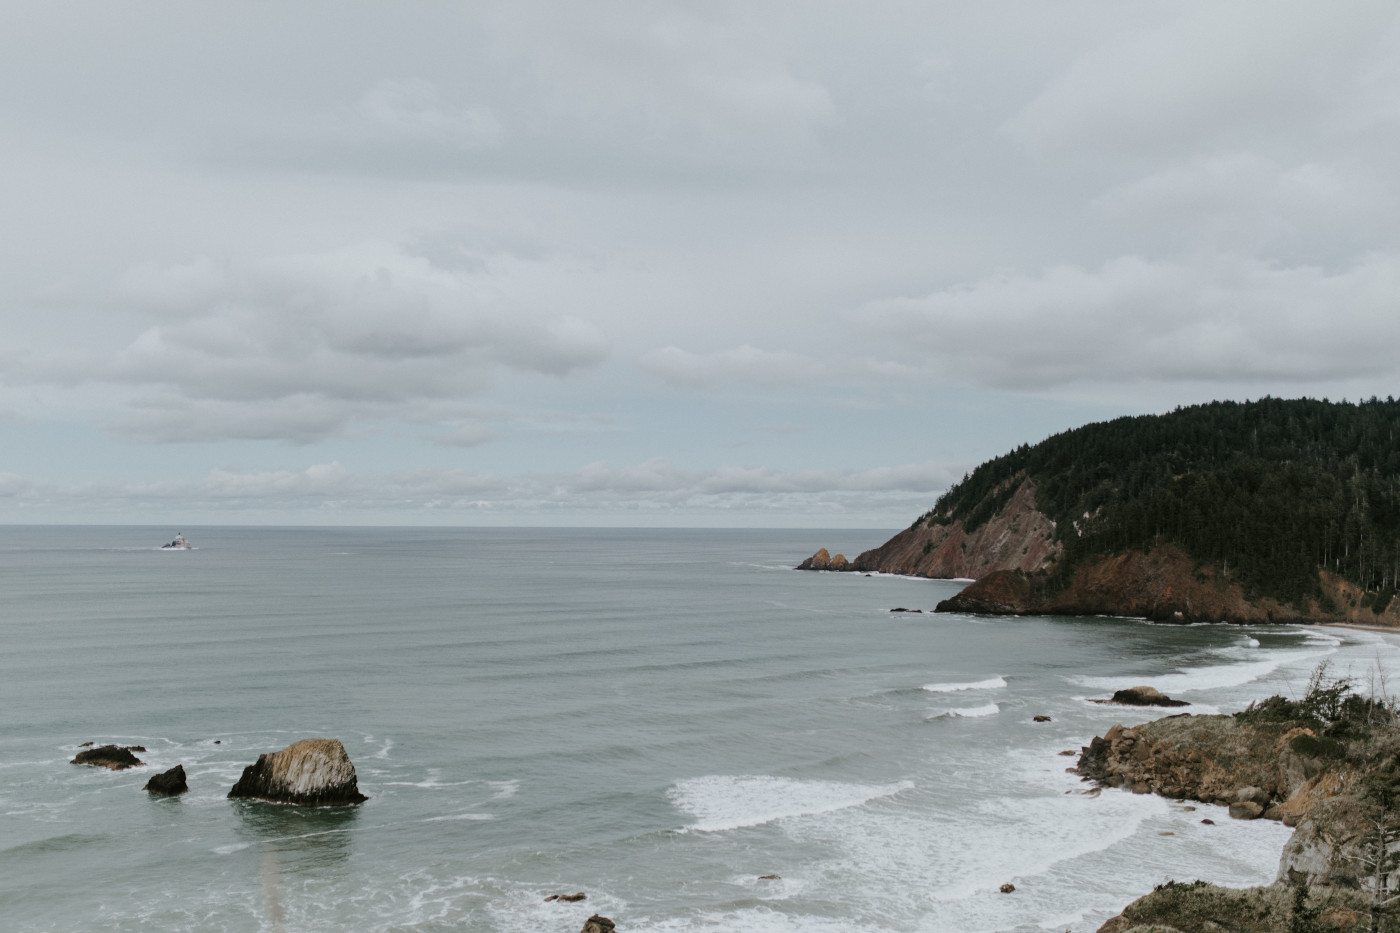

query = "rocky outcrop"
[
  {"left": 228, "top": 738, "right": 367, "bottom": 806},
  {"left": 935, "top": 544, "right": 1351, "bottom": 623},
  {"left": 581, "top": 916, "right": 616, "bottom": 933},
  {"left": 1095, "top": 880, "right": 1368, "bottom": 933},
  {"left": 143, "top": 764, "right": 188, "bottom": 796},
  {"left": 801, "top": 476, "right": 1059, "bottom": 579},
  {"left": 1109, "top": 686, "right": 1189, "bottom": 707},
  {"left": 71, "top": 745, "right": 145, "bottom": 770},
  {"left": 796, "top": 548, "right": 849, "bottom": 571},
  {"left": 1074, "top": 714, "right": 1325, "bottom": 808}
]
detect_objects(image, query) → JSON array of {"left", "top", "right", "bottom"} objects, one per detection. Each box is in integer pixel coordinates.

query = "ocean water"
[{"left": 2, "top": 526, "right": 1397, "bottom": 933}]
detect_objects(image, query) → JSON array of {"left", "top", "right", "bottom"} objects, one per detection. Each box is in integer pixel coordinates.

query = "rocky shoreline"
[{"left": 1079, "top": 674, "right": 1400, "bottom": 932}]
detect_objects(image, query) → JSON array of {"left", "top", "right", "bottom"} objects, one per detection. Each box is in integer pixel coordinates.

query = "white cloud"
[{"left": 859, "top": 253, "right": 1400, "bottom": 390}]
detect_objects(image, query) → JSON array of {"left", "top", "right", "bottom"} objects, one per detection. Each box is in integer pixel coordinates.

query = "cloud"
[
  {"left": 859, "top": 253, "right": 1400, "bottom": 390},
  {"left": 1003, "top": 3, "right": 1395, "bottom": 160},
  {"left": 639, "top": 345, "right": 918, "bottom": 391},
  {"left": 0, "top": 458, "right": 964, "bottom": 522},
  {"left": 11, "top": 243, "right": 609, "bottom": 442}
]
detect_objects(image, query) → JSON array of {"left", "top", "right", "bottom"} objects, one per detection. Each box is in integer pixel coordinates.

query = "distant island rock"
[
  {"left": 801, "top": 398, "right": 1400, "bottom": 625},
  {"left": 228, "top": 738, "right": 367, "bottom": 806},
  {"left": 71, "top": 745, "right": 145, "bottom": 770}
]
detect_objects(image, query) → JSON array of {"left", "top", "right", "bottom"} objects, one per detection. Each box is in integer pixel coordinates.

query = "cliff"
[
  {"left": 800, "top": 398, "right": 1400, "bottom": 626},
  {"left": 1084, "top": 675, "right": 1400, "bottom": 932}
]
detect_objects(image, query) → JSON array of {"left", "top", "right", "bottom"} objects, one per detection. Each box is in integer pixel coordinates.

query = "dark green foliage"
[
  {"left": 915, "top": 397, "right": 1400, "bottom": 609},
  {"left": 1237, "top": 664, "right": 1397, "bottom": 739},
  {"left": 1289, "top": 881, "right": 1321, "bottom": 933}
]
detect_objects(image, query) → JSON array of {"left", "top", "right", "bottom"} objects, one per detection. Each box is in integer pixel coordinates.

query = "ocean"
[{"left": 1, "top": 525, "right": 1393, "bottom": 933}]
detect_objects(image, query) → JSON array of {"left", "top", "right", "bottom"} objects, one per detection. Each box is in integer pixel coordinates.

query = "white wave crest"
[
  {"left": 927, "top": 702, "right": 1000, "bottom": 720},
  {"left": 1072, "top": 647, "right": 1331, "bottom": 694},
  {"left": 668, "top": 774, "right": 911, "bottom": 833},
  {"left": 923, "top": 676, "right": 1006, "bottom": 693}
]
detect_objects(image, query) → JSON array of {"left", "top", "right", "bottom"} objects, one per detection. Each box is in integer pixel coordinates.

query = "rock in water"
[
  {"left": 71, "top": 745, "right": 144, "bottom": 770},
  {"left": 144, "top": 764, "right": 188, "bottom": 795},
  {"left": 582, "top": 916, "right": 616, "bottom": 933},
  {"left": 227, "top": 738, "right": 367, "bottom": 806},
  {"left": 1109, "top": 685, "right": 1189, "bottom": 707}
]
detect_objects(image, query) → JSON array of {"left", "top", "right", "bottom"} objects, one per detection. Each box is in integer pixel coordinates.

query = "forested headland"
[{"left": 804, "top": 397, "right": 1400, "bottom": 623}]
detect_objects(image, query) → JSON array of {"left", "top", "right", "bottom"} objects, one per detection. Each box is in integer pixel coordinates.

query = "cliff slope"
[{"left": 801, "top": 398, "right": 1400, "bottom": 625}]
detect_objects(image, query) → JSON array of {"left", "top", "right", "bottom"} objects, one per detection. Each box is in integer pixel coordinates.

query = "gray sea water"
[{"left": 2, "top": 525, "right": 1396, "bottom": 933}]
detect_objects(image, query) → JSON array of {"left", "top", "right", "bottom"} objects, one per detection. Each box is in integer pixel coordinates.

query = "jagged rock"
[
  {"left": 71, "top": 745, "right": 144, "bottom": 770},
  {"left": 1095, "top": 881, "right": 1370, "bottom": 933},
  {"left": 78, "top": 741, "right": 94, "bottom": 747},
  {"left": 1109, "top": 686, "right": 1189, "bottom": 707},
  {"left": 999, "top": 883, "right": 1015, "bottom": 893},
  {"left": 546, "top": 893, "right": 586, "bottom": 903},
  {"left": 581, "top": 915, "right": 615, "bottom": 933},
  {"left": 227, "top": 738, "right": 367, "bottom": 806},
  {"left": 797, "top": 548, "right": 832, "bottom": 570},
  {"left": 143, "top": 764, "right": 188, "bottom": 796},
  {"left": 1033, "top": 715, "right": 1052, "bottom": 722}
]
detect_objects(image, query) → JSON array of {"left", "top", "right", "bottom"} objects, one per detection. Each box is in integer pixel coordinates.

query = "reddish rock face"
[{"left": 850, "top": 476, "right": 1060, "bottom": 579}]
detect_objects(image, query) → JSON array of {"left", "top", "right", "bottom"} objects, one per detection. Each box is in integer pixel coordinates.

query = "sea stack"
[
  {"left": 227, "top": 738, "right": 367, "bottom": 806},
  {"left": 143, "top": 764, "right": 188, "bottom": 796}
]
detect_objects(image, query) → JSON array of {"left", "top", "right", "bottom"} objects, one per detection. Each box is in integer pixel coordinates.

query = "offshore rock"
[
  {"left": 72, "top": 745, "right": 144, "bottom": 770},
  {"left": 143, "top": 764, "right": 188, "bottom": 796},
  {"left": 1109, "top": 686, "right": 1189, "bottom": 707},
  {"left": 797, "top": 548, "right": 849, "bottom": 571},
  {"left": 581, "top": 916, "right": 616, "bottom": 933},
  {"left": 227, "top": 738, "right": 367, "bottom": 806}
]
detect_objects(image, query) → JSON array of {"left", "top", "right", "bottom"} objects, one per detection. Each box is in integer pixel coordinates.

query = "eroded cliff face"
[
  {"left": 799, "top": 476, "right": 1059, "bottom": 578},
  {"left": 935, "top": 545, "right": 1399, "bottom": 625}
]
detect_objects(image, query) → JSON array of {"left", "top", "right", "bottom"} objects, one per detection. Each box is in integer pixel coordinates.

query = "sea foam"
[
  {"left": 927, "top": 702, "right": 1000, "bottom": 720},
  {"left": 923, "top": 676, "right": 1006, "bottom": 693},
  {"left": 668, "top": 775, "right": 911, "bottom": 833}
]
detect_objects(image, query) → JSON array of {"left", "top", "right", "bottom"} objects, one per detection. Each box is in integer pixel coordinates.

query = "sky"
[{"left": 2, "top": 1, "right": 1398, "bottom": 527}]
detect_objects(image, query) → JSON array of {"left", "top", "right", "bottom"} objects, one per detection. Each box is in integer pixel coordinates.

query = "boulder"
[
  {"left": 71, "top": 745, "right": 144, "bottom": 770},
  {"left": 227, "top": 738, "right": 367, "bottom": 806},
  {"left": 582, "top": 916, "right": 616, "bottom": 933},
  {"left": 546, "top": 893, "right": 586, "bottom": 903},
  {"left": 999, "top": 883, "right": 1015, "bottom": 893},
  {"left": 797, "top": 548, "right": 832, "bottom": 570},
  {"left": 143, "top": 764, "right": 188, "bottom": 796},
  {"left": 1229, "top": 800, "right": 1265, "bottom": 820},
  {"left": 1032, "top": 715, "right": 1052, "bottom": 722},
  {"left": 1109, "top": 686, "right": 1189, "bottom": 707}
]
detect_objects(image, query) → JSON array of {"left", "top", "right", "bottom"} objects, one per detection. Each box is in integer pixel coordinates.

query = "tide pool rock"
[
  {"left": 227, "top": 738, "right": 367, "bottom": 806},
  {"left": 144, "top": 764, "right": 188, "bottom": 796},
  {"left": 71, "top": 745, "right": 144, "bottom": 770}
]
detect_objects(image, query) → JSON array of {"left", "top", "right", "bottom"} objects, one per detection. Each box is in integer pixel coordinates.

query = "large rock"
[
  {"left": 71, "top": 745, "right": 144, "bottom": 770},
  {"left": 227, "top": 738, "right": 367, "bottom": 806},
  {"left": 581, "top": 916, "right": 616, "bottom": 933},
  {"left": 1110, "top": 686, "right": 1189, "bottom": 707},
  {"left": 797, "top": 548, "right": 849, "bottom": 571},
  {"left": 143, "top": 764, "right": 188, "bottom": 796}
]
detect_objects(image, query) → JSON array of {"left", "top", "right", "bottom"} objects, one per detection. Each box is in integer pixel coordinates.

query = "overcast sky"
[{"left": 2, "top": 1, "right": 1398, "bottom": 527}]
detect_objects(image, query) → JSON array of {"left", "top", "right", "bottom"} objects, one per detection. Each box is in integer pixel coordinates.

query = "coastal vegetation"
[
  {"left": 918, "top": 397, "right": 1400, "bottom": 610},
  {"left": 803, "top": 397, "right": 1400, "bottom": 623}
]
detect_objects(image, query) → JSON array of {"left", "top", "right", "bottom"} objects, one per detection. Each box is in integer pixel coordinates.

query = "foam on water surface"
[
  {"left": 668, "top": 775, "right": 913, "bottom": 832},
  {"left": 923, "top": 676, "right": 1006, "bottom": 693}
]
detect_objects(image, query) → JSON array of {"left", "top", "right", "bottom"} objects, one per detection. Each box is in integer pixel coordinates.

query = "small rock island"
[{"left": 228, "top": 738, "right": 367, "bottom": 806}]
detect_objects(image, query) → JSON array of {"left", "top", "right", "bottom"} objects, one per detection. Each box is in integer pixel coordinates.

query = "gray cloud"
[
  {"left": 12, "top": 244, "right": 609, "bottom": 443},
  {"left": 0, "top": 459, "right": 963, "bottom": 523},
  {"left": 858, "top": 253, "right": 1400, "bottom": 390}
]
